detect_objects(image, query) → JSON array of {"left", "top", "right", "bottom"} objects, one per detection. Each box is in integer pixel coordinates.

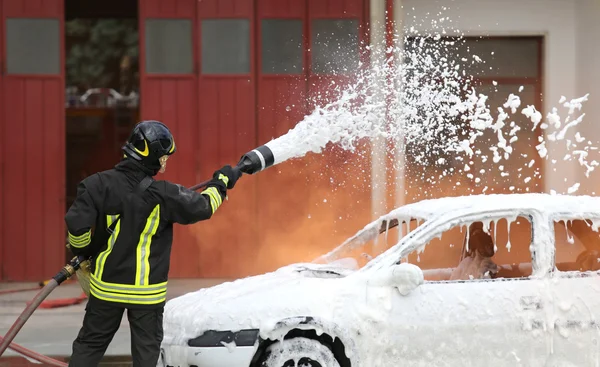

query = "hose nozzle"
[
  {"left": 52, "top": 256, "right": 87, "bottom": 285},
  {"left": 189, "top": 145, "right": 276, "bottom": 192},
  {"left": 237, "top": 145, "right": 275, "bottom": 174}
]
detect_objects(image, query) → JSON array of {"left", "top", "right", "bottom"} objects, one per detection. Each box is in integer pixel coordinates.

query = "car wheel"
[{"left": 259, "top": 337, "right": 341, "bottom": 367}]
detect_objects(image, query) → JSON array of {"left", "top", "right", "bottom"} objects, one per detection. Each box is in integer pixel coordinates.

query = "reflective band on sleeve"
[
  {"left": 201, "top": 187, "right": 222, "bottom": 214},
  {"left": 68, "top": 230, "right": 91, "bottom": 248},
  {"left": 206, "top": 193, "right": 217, "bottom": 212},
  {"left": 135, "top": 204, "right": 160, "bottom": 286},
  {"left": 94, "top": 214, "right": 121, "bottom": 280}
]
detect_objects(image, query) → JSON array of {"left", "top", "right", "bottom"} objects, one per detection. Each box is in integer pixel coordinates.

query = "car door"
[
  {"left": 374, "top": 210, "right": 553, "bottom": 366},
  {"left": 546, "top": 213, "right": 600, "bottom": 366}
]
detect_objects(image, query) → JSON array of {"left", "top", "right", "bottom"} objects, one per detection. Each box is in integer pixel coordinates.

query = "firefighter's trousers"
[{"left": 69, "top": 295, "right": 164, "bottom": 367}]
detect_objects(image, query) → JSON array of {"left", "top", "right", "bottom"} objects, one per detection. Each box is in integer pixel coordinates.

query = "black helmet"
[{"left": 122, "top": 120, "right": 176, "bottom": 172}]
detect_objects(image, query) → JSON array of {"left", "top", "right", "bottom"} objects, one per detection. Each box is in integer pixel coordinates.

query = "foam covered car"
[{"left": 158, "top": 193, "right": 600, "bottom": 367}]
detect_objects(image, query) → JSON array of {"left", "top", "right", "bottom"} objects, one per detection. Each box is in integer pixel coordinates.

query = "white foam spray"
[{"left": 259, "top": 23, "right": 595, "bottom": 197}]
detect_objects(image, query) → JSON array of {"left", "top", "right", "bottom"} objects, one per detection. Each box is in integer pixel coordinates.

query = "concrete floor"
[{"left": 0, "top": 279, "right": 232, "bottom": 364}]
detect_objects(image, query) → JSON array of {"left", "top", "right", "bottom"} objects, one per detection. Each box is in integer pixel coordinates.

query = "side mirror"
[{"left": 369, "top": 263, "right": 424, "bottom": 295}]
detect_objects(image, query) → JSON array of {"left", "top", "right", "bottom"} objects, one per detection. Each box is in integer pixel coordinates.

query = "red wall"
[
  {"left": 0, "top": 0, "right": 4, "bottom": 281},
  {"left": 136, "top": 0, "right": 370, "bottom": 278},
  {"left": 138, "top": 0, "right": 201, "bottom": 278},
  {"left": 195, "top": 0, "right": 259, "bottom": 278},
  {"left": 255, "top": 0, "right": 310, "bottom": 278},
  {"left": 0, "top": 0, "right": 65, "bottom": 281},
  {"left": 0, "top": 0, "right": 369, "bottom": 281}
]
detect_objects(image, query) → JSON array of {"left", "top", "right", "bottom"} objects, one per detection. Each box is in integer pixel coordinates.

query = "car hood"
[{"left": 162, "top": 261, "right": 362, "bottom": 346}]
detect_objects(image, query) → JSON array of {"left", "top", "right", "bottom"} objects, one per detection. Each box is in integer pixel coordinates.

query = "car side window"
[
  {"left": 400, "top": 216, "right": 534, "bottom": 282},
  {"left": 553, "top": 217, "right": 600, "bottom": 273}
]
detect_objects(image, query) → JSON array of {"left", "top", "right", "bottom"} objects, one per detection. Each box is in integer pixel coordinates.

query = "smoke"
[{"left": 186, "top": 144, "right": 375, "bottom": 278}]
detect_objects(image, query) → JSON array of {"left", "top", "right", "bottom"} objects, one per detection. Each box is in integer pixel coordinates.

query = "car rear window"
[{"left": 554, "top": 218, "right": 600, "bottom": 273}]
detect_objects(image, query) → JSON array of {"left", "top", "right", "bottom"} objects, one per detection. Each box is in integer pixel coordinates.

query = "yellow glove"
[
  {"left": 66, "top": 243, "right": 92, "bottom": 297},
  {"left": 75, "top": 259, "right": 92, "bottom": 297}
]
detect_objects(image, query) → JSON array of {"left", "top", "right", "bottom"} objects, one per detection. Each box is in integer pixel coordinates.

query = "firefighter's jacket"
[{"left": 65, "top": 159, "right": 226, "bottom": 308}]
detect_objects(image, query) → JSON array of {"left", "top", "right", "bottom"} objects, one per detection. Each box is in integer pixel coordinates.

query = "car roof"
[
  {"left": 316, "top": 193, "right": 600, "bottom": 263},
  {"left": 389, "top": 192, "right": 600, "bottom": 220}
]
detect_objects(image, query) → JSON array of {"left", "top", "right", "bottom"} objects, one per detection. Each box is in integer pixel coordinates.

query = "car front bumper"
[
  {"left": 159, "top": 329, "right": 261, "bottom": 367},
  {"left": 160, "top": 344, "right": 258, "bottom": 367}
]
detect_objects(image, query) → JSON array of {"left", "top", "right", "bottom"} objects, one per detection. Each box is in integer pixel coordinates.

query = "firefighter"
[{"left": 65, "top": 120, "right": 242, "bottom": 367}]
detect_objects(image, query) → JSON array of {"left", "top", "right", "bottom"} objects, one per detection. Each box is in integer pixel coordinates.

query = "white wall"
[
  {"left": 575, "top": 0, "right": 600, "bottom": 194},
  {"left": 399, "top": 0, "right": 589, "bottom": 194}
]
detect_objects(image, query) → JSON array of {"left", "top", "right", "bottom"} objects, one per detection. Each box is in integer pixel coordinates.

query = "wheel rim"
[
  {"left": 276, "top": 357, "right": 323, "bottom": 367},
  {"left": 298, "top": 357, "right": 323, "bottom": 367},
  {"left": 262, "top": 337, "right": 340, "bottom": 367}
]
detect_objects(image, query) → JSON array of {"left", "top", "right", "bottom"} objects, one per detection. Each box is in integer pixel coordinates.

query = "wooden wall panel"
[
  {"left": 139, "top": 0, "right": 199, "bottom": 277},
  {"left": 195, "top": 0, "right": 258, "bottom": 278},
  {"left": 1, "top": 0, "right": 65, "bottom": 280}
]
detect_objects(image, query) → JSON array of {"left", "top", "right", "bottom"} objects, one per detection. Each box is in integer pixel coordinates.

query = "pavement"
[{"left": 0, "top": 279, "right": 232, "bottom": 363}]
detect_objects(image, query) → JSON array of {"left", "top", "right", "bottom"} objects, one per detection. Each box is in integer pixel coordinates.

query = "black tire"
[{"left": 258, "top": 337, "right": 342, "bottom": 367}]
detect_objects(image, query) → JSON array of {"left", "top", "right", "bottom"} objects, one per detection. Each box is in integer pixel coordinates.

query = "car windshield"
[{"left": 311, "top": 216, "right": 428, "bottom": 270}]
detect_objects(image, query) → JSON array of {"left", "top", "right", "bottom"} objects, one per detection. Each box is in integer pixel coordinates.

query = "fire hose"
[
  {"left": 0, "top": 256, "right": 85, "bottom": 366},
  {"left": 0, "top": 145, "right": 275, "bottom": 364}
]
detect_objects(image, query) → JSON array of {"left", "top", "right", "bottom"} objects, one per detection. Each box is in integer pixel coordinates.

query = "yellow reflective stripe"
[
  {"left": 135, "top": 204, "right": 160, "bottom": 286},
  {"left": 68, "top": 230, "right": 91, "bottom": 248},
  {"left": 206, "top": 187, "right": 223, "bottom": 206},
  {"left": 216, "top": 189, "right": 223, "bottom": 206},
  {"left": 90, "top": 273, "right": 167, "bottom": 294},
  {"left": 207, "top": 192, "right": 218, "bottom": 213},
  {"left": 134, "top": 139, "right": 150, "bottom": 157},
  {"left": 90, "top": 285, "right": 166, "bottom": 305},
  {"left": 201, "top": 187, "right": 222, "bottom": 213},
  {"left": 201, "top": 188, "right": 216, "bottom": 212},
  {"left": 69, "top": 233, "right": 90, "bottom": 244},
  {"left": 69, "top": 231, "right": 90, "bottom": 243},
  {"left": 94, "top": 214, "right": 120, "bottom": 279},
  {"left": 218, "top": 173, "right": 229, "bottom": 186}
]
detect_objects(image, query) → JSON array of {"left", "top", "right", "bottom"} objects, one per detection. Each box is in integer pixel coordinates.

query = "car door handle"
[{"left": 520, "top": 296, "right": 543, "bottom": 310}]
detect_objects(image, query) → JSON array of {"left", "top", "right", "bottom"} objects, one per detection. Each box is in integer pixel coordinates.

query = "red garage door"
[
  {"left": 255, "top": 0, "right": 312, "bottom": 274},
  {"left": 253, "top": 0, "right": 371, "bottom": 274},
  {"left": 138, "top": 0, "right": 200, "bottom": 278},
  {"left": 138, "top": 0, "right": 369, "bottom": 278},
  {"left": 305, "top": 0, "right": 372, "bottom": 255},
  {"left": 1, "top": 0, "right": 65, "bottom": 281},
  {"left": 195, "top": 0, "right": 259, "bottom": 278},
  {"left": 308, "top": 0, "right": 367, "bottom": 103}
]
